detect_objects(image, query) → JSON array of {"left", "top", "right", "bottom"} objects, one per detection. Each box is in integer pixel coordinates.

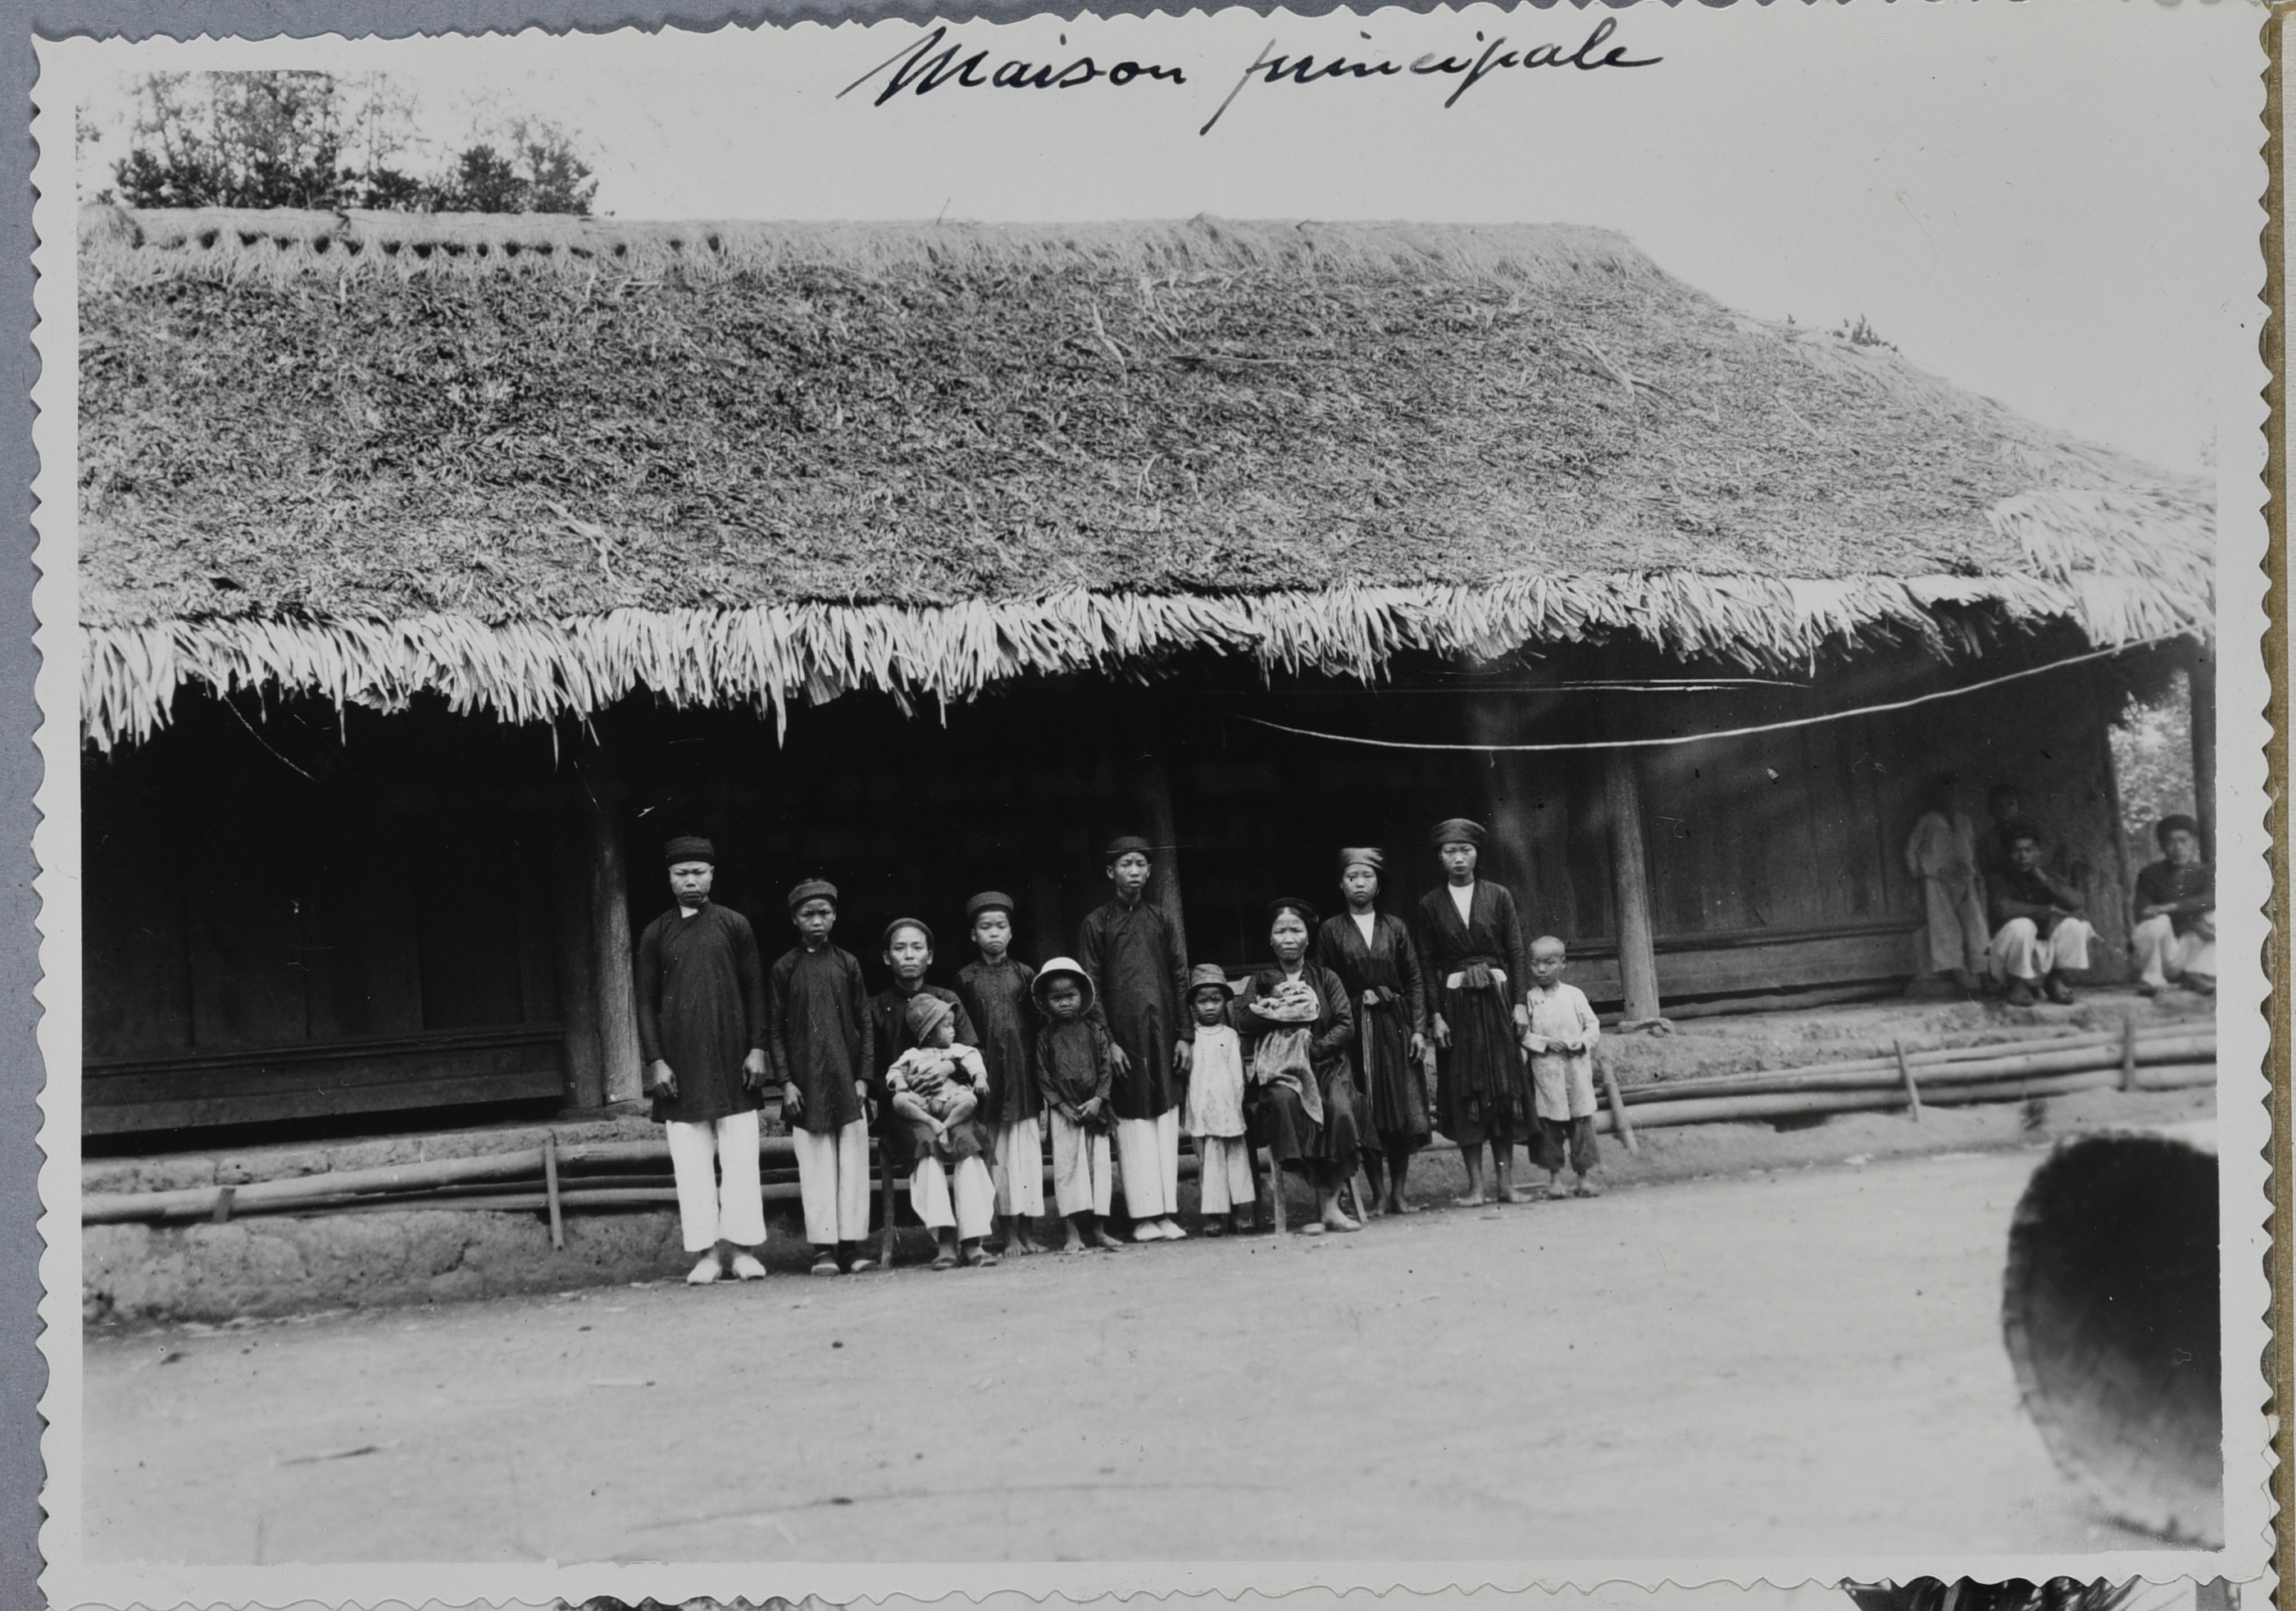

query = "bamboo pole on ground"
[
  {"left": 543, "top": 1132, "right": 565, "bottom": 1249},
  {"left": 1600, "top": 1065, "right": 1639, "bottom": 1154}
]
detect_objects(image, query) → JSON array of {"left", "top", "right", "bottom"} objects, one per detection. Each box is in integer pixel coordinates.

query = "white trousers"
[
  {"left": 1114, "top": 1107, "right": 1182, "bottom": 1219},
  {"left": 665, "top": 1109, "right": 766, "bottom": 1254},
  {"left": 791, "top": 1117, "right": 872, "bottom": 1247},
  {"left": 1197, "top": 1135, "right": 1256, "bottom": 1213},
  {"left": 1989, "top": 916, "right": 2095, "bottom": 981},
  {"left": 1048, "top": 1111, "right": 1114, "bottom": 1216},
  {"left": 910, "top": 1153, "right": 997, "bottom": 1240},
  {"left": 2135, "top": 913, "right": 2218, "bottom": 987},
  {"left": 991, "top": 1117, "right": 1046, "bottom": 1217}
]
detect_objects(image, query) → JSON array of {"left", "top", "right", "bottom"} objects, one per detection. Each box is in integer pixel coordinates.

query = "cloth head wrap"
[
  {"left": 1187, "top": 963, "right": 1234, "bottom": 999},
  {"left": 905, "top": 993, "right": 955, "bottom": 1040},
  {"left": 2154, "top": 813, "right": 2201, "bottom": 847},
  {"left": 787, "top": 878, "right": 838, "bottom": 912},
  {"left": 1266, "top": 896, "right": 1321, "bottom": 932},
  {"left": 1103, "top": 835, "right": 1154, "bottom": 862},
  {"left": 1031, "top": 957, "right": 1098, "bottom": 1016},
  {"left": 1430, "top": 817, "right": 1488, "bottom": 849},
  {"left": 966, "top": 890, "right": 1016, "bottom": 922},
  {"left": 1337, "top": 846, "right": 1385, "bottom": 875},
  {"left": 883, "top": 917, "right": 934, "bottom": 951},
  {"left": 663, "top": 835, "right": 716, "bottom": 867}
]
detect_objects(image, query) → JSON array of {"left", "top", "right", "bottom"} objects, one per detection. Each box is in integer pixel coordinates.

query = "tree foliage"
[
  {"left": 2110, "top": 673, "right": 2198, "bottom": 855},
  {"left": 109, "top": 71, "right": 596, "bottom": 216}
]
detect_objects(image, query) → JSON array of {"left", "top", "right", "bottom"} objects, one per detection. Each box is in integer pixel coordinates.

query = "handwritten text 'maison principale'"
[{"left": 836, "top": 21, "right": 1662, "bottom": 132}]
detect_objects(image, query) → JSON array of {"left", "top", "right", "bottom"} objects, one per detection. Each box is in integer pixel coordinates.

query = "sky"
[{"left": 60, "top": 2, "right": 2264, "bottom": 476}]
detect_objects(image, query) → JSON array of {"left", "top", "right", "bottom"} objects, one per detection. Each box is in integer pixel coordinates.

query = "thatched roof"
[{"left": 77, "top": 204, "right": 2213, "bottom": 749}]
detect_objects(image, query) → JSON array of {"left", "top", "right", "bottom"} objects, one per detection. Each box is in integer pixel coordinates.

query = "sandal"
[{"left": 809, "top": 1255, "right": 841, "bottom": 1277}]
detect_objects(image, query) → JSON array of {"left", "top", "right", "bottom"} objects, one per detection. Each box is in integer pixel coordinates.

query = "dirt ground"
[{"left": 80, "top": 1145, "right": 2165, "bottom": 1566}]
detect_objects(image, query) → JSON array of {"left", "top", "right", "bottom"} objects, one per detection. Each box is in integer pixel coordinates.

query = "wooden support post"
[
  {"left": 880, "top": 1138, "right": 900, "bottom": 1267},
  {"left": 543, "top": 1132, "right": 566, "bottom": 1250},
  {"left": 1894, "top": 1038, "right": 1923, "bottom": 1122},
  {"left": 579, "top": 749, "right": 644, "bottom": 1107},
  {"left": 2187, "top": 641, "right": 2216, "bottom": 867},
  {"left": 1129, "top": 719, "right": 1190, "bottom": 954},
  {"left": 549, "top": 815, "right": 608, "bottom": 1111},
  {"left": 2121, "top": 1014, "right": 2140, "bottom": 1092},
  {"left": 1602, "top": 751, "right": 1667, "bottom": 1031},
  {"left": 1600, "top": 1065, "right": 1639, "bottom": 1154},
  {"left": 1465, "top": 695, "right": 1544, "bottom": 916}
]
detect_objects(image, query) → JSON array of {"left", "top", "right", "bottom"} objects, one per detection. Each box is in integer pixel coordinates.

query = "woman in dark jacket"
[
  {"left": 1234, "top": 898, "right": 1362, "bottom": 1235},
  {"left": 1316, "top": 848, "right": 1431, "bottom": 1217}
]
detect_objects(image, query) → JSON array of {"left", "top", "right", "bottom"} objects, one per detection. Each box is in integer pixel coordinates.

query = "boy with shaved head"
[{"left": 1521, "top": 935, "right": 1604, "bottom": 1199}]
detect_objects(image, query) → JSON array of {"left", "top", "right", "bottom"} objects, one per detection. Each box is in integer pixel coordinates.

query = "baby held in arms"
[{"left": 886, "top": 994, "right": 986, "bottom": 1154}]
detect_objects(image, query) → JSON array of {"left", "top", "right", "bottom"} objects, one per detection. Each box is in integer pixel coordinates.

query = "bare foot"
[
  {"left": 1322, "top": 1210, "right": 1362, "bottom": 1233},
  {"left": 1500, "top": 1186, "right": 1530, "bottom": 1204},
  {"left": 1009, "top": 1232, "right": 1039, "bottom": 1256},
  {"left": 1062, "top": 1229, "right": 1085, "bottom": 1254},
  {"left": 1090, "top": 1224, "right": 1125, "bottom": 1250},
  {"left": 1453, "top": 1190, "right": 1486, "bottom": 1208},
  {"left": 1392, "top": 1195, "right": 1423, "bottom": 1215}
]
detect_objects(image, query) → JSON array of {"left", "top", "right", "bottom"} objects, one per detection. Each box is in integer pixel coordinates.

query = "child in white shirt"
[
  {"left": 1521, "top": 935, "right": 1604, "bottom": 1199},
  {"left": 1180, "top": 963, "right": 1254, "bottom": 1235}
]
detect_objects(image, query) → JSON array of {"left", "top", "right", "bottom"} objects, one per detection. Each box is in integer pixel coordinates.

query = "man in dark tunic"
[
  {"left": 1985, "top": 821, "right": 2095, "bottom": 1006},
  {"left": 766, "top": 878, "right": 876, "bottom": 1276},
  {"left": 2133, "top": 813, "right": 2216, "bottom": 995},
  {"left": 1414, "top": 817, "right": 1534, "bottom": 1207},
  {"left": 954, "top": 891, "right": 1044, "bottom": 1254},
  {"left": 1076, "top": 834, "right": 1192, "bottom": 1240},
  {"left": 634, "top": 835, "right": 770, "bottom": 1286}
]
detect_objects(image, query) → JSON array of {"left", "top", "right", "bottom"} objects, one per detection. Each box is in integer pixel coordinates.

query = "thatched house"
[{"left": 75, "top": 204, "right": 2214, "bottom": 1139}]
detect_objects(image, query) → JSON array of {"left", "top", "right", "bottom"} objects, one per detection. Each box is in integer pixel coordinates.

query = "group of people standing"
[
  {"left": 631, "top": 820, "right": 1607, "bottom": 1286},
  {"left": 1904, "top": 778, "right": 2216, "bottom": 1005}
]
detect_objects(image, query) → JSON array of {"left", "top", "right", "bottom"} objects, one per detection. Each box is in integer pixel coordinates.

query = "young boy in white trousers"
[{"left": 1521, "top": 935, "right": 1604, "bottom": 1199}]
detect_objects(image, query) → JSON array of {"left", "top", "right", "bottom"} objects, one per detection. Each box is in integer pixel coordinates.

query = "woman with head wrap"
[
  {"left": 1316, "top": 848, "right": 1433, "bottom": 1216},
  {"left": 1414, "top": 818, "right": 1534, "bottom": 1206},
  {"left": 1233, "top": 898, "right": 1362, "bottom": 1235}
]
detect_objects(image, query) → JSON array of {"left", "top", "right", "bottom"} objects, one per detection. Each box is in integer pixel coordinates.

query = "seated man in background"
[
  {"left": 2133, "top": 812, "right": 2216, "bottom": 996},
  {"left": 1986, "top": 821, "right": 2095, "bottom": 1007}
]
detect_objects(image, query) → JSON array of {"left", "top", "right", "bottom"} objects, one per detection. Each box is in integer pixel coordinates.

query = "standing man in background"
[
  {"left": 635, "top": 835, "right": 771, "bottom": 1286},
  {"left": 1078, "top": 835, "right": 1192, "bottom": 1242}
]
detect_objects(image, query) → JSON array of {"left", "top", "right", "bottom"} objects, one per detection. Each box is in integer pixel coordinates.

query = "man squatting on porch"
[{"left": 639, "top": 823, "right": 1616, "bottom": 1278}]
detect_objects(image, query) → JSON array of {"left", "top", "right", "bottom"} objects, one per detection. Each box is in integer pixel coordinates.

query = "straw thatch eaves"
[{"left": 78, "top": 204, "right": 2213, "bottom": 749}]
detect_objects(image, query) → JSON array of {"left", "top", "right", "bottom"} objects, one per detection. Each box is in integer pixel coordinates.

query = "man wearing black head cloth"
[
  {"left": 1076, "top": 834, "right": 1192, "bottom": 1241},
  {"left": 1414, "top": 817, "right": 1534, "bottom": 1206},
  {"left": 635, "top": 836, "right": 771, "bottom": 1285}
]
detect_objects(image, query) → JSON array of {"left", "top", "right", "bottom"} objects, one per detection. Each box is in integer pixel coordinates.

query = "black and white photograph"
[{"left": 28, "top": 6, "right": 2276, "bottom": 1604}]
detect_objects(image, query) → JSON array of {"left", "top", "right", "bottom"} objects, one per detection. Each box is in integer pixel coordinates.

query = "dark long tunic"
[
  {"left": 1233, "top": 960, "right": 1359, "bottom": 1181},
  {"left": 765, "top": 944, "right": 871, "bottom": 1136},
  {"left": 866, "top": 984, "right": 986, "bottom": 1163},
  {"left": 955, "top": 956, "right": 1041, "bottom": 1124},
  {"left": 635, "top": 902, "right": 768, "bottom": 1126},
  {"left": 1076, "top": 898, "right": 1189, "bottom": 1121},
  {"left": 1413, "top": 881, "right": 1530, "bottom": 1147},
  {"left": 1036, "top": 1016, "right": 1115, "bottom": 1124},
  {"left": 1316, "top": 910, "right": 1431, "bottom": 1154},
  {"left": 2135, "top": 860, "right": 2214, "bottom": 935}
]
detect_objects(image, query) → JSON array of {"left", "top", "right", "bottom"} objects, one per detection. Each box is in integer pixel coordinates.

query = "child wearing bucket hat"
[
  {"left": 1180, "top": 963, "right": 1254, "bottom": 1236},
  {"left": 884, "top": 993, "right": 987, "bottom": 1145},
  {"left": 1031, "top": 958, "right": 1125, "bottom": 1253}
]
